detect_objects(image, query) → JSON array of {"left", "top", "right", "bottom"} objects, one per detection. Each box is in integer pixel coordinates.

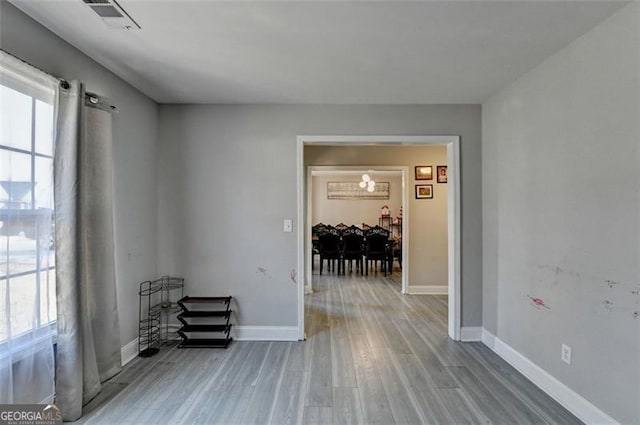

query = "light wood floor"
[{"left": 77, "top": 270, "right": 582, "bottom": 424}]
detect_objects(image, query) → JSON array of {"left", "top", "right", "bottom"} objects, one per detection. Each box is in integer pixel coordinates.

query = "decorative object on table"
[
  {"left": 415, "top": 184, "right": 433, "bottom": 199},
  {"left": 327, "top": 181, "right": 389, "bottom": 200},
  {"left": 437, "top": 165, "right": 448, "bottom": 183},
  {"left": 415, "top": 165, "right": 433, "bottom": 180},
  {"left": 379, "top": 214, "right": 392, "bottom": 232},
  {"left": 380, "top": 205, "right": 390, "bottom": 217},
  {"left": 177, "top": 296, "right": 233, "bottom": 348},
  {"left": 138, "top": 276, "right": 184, "bottom": 357}
]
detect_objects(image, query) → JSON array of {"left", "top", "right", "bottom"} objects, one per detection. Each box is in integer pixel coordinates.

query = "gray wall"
[
  {"left": 157, "top": 105, "right": 482, "bottom": 326},
  {"left": 307, "top": 146, "right": 449, "bottom": 288},
  {"left": 1, "top": 3, "right": 160, "bottom": 347},
  {"left": 482, "top": 2, "right": 639, "bottom": 423}
]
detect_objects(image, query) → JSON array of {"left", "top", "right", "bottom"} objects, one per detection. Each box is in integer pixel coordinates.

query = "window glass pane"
[
  {"left": 39, "top": 269, "right": 56, "bottom": 326},
  {"left": 3, "top": 234, "right": 38, "bottom": 276},
  {"left": 35, "top": 157, "right": 53, "bottom": 209},
  {"left": 35, "top": 100, "right": 53, "bottom": 156},
  {"left": 8, "top": 273, "right": 37, "bottom": 337},
  {"left": 0, "top": 150, "right": 32, "bottom": 209},
  {"left": 0, "top": 240, "right": 4, "bottom": 279},
  {"left": 0, "top": 279, "right": 7, "bottom": 341},
  {"left": 0, "top": 85, "right": 32, "bottom": 151}
]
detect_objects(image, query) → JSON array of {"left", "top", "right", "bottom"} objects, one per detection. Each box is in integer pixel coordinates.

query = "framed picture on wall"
[
  {"left": 415, "top": 184, "right": 433, "bottom": 199},
  {"left": 415, "top": 165, "right": 432, "bottom": 180},
  {"left": 436, "top": 165, "right": 447, "bottom": 183}
]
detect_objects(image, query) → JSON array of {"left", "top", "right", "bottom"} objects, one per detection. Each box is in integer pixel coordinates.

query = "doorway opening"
[
  {"left": 296, "top": 136, "right": 461, "bottom": 341},
  {"left": 307, "top": 166, "right": 408, "bottom": 293}
]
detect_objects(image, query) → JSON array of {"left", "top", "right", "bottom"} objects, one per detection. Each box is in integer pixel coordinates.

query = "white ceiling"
[{"left": 11, "top": 0, "right": 627, "bottom": 104}]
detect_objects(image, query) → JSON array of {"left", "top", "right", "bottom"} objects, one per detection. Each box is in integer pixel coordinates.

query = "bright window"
[{"left": 0, "top": 79, "right": 56, "bottom": 342}]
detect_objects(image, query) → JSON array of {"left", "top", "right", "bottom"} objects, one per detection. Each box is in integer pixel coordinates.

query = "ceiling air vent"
[{"left": 82, "top": 0, "right": 141, "bottom": 30}]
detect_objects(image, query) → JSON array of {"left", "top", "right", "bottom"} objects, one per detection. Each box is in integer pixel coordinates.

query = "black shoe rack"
[{"left": 176, "top": 296, "right": 233, "bottom": 348}]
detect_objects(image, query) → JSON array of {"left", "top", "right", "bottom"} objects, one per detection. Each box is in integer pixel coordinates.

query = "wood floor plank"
[
  {"left": 172, "top": 389, "right": 226, "bottom": 425},
  {"left": 287, "top": 340, "right": 311, "bottom": 372},
  {"left": 448, "top": 365, "right": 520, "bottom": 424},
  {"left": 349, "top": 317, "right": 395, "bottom": 425},
  {"left": 464, "top": 343, "right": 582, "bottom": 424},
  {"left": 330, "top": 318, "right": 357, "bottom": 387},
  {"left": 271, "top": 370, "right": 306, "bottom": 425},
  {"left": 241, "top": 342, "right": 290, "bottom": 425},
  {"left": 305, "top": 322, "right": 333, "bottom": 407},
  {"left": 206, "top": 341, "right": 255, "bottom": 390},
  {"left": 208, "top": 384, "right": 256, "bottom": 425},
  {"left": 373, "top": 350, "right": 425, "bottom": 425},
  {"left": 394, "top": 353, "right": 456, "bottom": 424},
  {"left": 229, "top": 341, "right": 272, "bottom": 387},
  {"left": 393, "top": 316, "right": 459, "bottom": 388},
  {"left": 436, "top": 388, "right": 492, "bottom": 425},
  {"left": 303, "top": 407, "right": 333, "bottom": 425},
  {"left": 332, "top": 387, "right": 365, "bottom": 425},
  {"left": 453, "top": 344, "right": 549, "bottom": 424}
]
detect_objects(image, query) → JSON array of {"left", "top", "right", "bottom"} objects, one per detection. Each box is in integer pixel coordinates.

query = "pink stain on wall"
[
  {"left": 528, "top": 296, "right": 551, "bottom": 310},
  {"left": 290, "top": 269, "right": 297, "bottom": 285}
]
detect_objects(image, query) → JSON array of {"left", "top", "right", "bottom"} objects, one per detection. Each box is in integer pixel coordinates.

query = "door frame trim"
[{"left": 296, "top": 135, "right": 461, "bottom": 341}]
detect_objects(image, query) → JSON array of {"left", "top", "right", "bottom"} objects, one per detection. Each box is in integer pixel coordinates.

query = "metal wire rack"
[{"left": 138, "top": 276, "right": 184, "bottom": 357}]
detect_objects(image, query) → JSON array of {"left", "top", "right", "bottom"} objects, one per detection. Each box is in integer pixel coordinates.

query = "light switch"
[{"left": 283, "top": 219, "right": 293, "bottom": 233}]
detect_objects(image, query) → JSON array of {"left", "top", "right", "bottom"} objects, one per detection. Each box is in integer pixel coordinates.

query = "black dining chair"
[
  {"left": 364, "top": 226, "right": 391, "bottom": 276},
  {"left": 311, "top": 223, "right": 327, "bottom": 270},
  {"left": 341, "top": 225, "right": 364, "bottom": 274},
  {"left": 317, "top": 226, "right": 343, "bottom": 275}
]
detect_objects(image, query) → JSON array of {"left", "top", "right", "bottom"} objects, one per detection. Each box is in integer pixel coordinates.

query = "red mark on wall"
[
  {"left": 528, "top": 296, "right": 551, "bottom": 310},
  {"left": 257, "top": 267, "right": 272, "bottom": 279},
  {"left": 290, "top": 269, "right": 297, "bottom": 285}
]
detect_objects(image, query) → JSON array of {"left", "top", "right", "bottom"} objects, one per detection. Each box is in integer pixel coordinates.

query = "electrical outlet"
[
  {"left": 561, "top": 344, "right": 572, "bottom": 365},
  {"left": 283, "top": 219, "right": 293, "bottom": 233}
]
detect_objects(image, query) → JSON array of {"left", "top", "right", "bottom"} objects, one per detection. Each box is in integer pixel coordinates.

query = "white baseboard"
[
  {"left": 481, "top": 329, "right": 618, "bottom": 425},
  {"left": 460, "top": 326, "right": 482, "bottom": 341},
  {"left": 120, "top": 338, "right": 139, "bottom": 366},
  {"left": 233, "top": 326, "right": 300, "bottom": 341},
  {"left": 407, "top": 285, "right": 447, "bottom": 295}
]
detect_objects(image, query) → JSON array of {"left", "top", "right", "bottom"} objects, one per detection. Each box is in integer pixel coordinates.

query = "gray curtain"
[{"left": 54, "top": 81, "right": 121, "bottom": 421}]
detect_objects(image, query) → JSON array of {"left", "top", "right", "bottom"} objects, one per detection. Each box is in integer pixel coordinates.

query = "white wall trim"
[
  {"left": 121, "top": 338, "right": 139, "bottom": 366},
  {"left": 446, "top": 138, "right": 461, "bottom": 341},
  {"left": 297, "top": 135, "right": 462, "bottom": 342},
  {"left": 481, "top": 329, "right": 619, "bottom": 425},
  {"left": 408, "top": 285, "right": 448, "bottom": 295},
  {"left": 460, "top": 326, "right": 483, "bottom": 342},
  {"left": 234, "top": 326, "right": 300, "bottom": 341}
]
